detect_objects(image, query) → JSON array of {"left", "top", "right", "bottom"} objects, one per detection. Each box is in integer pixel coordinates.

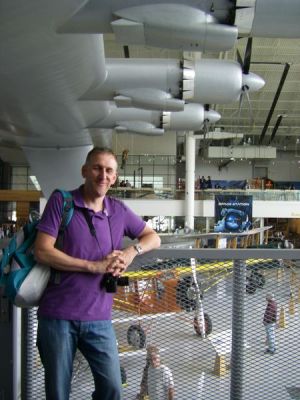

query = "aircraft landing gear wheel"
[
  {"left": 251, "top": 271, "right": 265, "bottom": 288},
  {"left": 176, "top": 276, "right": 203, "bottom": 312},
  {"left": 194, "top": 313, "right": 212, "bottom": 337},
  {"left": 246, "top": 276, "right": 257, "bottom": 294},
  {"left": 120, "top": 366, "right": 127, "bottom": 386},
  {"left": 127, "top": 325, "right": 146, "bottom": 349}
]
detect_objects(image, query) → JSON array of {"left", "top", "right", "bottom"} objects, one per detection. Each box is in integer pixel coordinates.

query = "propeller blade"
[
  {"left": 203, "top": 104, "right": 210, "bottom": 138},
  {"left": 244, "top": 89, "right": 254, "bottom": 126},
  {"left": 243, "top": 37, "right": 253, "bottom": 74},
  {"left": 237, "top": 92, "right": 244, "bottom": 122},
  {"left": 203, "top": 119, "right": 209, "bottom": 136},
  {"left": 236, "top": 49, "right": 243, "bottom": 68}
]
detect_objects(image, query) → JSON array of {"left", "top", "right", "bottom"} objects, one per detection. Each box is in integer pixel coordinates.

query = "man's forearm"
[
  {"left": 34, "top": 246, "right": 97, "bottom": 273},
  {"left": 168, "top": 387, "right": 174, "bottom": 400},
  {"left": 137, "top": 231, "right": 161, "bottom": 254}
]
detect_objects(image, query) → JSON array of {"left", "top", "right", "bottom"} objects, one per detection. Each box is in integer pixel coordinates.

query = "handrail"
[
  {"left": 130, "top": 248, "right": 300, "bottom": 269},
  {"left": 108, "top": 187, "right": 300, "bottom": 201}
]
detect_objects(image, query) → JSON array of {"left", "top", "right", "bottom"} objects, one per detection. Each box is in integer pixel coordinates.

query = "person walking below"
[
  {"left": 34, "top": 147, "right": 161, "bottom": 400},
  {"left": 199, "top": 176, "right": 206, "bottom": 189},
  {"left": 263, "top": 293, "right": 277, "bottom": 354},
  {"left": 148, "top": 348, "right": 174, "bottom": 400},
  {"left": 136, "top": 345, "right": 159, "bottom": 399},
  {"left": 206, "top": 176, "right": 212, "bottom": 189}
]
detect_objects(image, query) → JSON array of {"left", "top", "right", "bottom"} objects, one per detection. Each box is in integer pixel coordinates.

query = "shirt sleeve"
[
  {"left": 122, "top": 202, "right": 146, "bottom": 239},
  {"left": 37, "top": 190, "right": 64, "bottom": 239},
  {"left": 163, "top": 366, "right": 174, "bottom": 388}
]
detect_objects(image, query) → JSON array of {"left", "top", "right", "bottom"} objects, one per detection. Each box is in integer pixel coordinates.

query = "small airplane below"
[
  {"left": 115, "top": 225, "right": 274, "bottom": 348},
  {"left": 113, "top": 253, "right": 274, "bottom": 348}
]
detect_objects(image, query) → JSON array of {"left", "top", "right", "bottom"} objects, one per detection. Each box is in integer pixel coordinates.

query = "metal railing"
[
  {"left": 22, "top": 248, "right": 300, "bottom": 400},
  {"left": 109, "top": 187, "right": 300, "bottom": 201}
]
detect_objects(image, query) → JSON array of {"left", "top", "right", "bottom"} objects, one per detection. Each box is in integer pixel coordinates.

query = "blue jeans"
[
  {"left": 37, "top": 318, "right": 122, "bottom": 400},
  {"left": 265, "top": 322, "right": 276, "bottom": 352}
]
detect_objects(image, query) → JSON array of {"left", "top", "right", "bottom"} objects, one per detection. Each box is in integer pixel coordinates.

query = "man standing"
[
  {"left": 34, "top": 147, "right": 161, "bottom": 400},
  {"left": 137, "top": 344, "right": 159, "bottom": 399},
  {"left": 263, "top": 293, "right": 277, "bottom": 354},
  {"left": 147, "top": 347, "right": 174, "bottom": 400}
]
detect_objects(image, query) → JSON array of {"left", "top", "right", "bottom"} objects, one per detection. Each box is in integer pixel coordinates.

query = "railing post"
[
  {"left": 230, "top": 259, "right": 246, "bottom": 400},
  {"left": 23, "top": 308, "right": 39, "bottom": 400}
]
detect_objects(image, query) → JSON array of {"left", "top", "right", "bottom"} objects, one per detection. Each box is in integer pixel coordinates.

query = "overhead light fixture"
[
  {"left": 207, "top": 146, "right": 276, "bottom": 159},
  {"left": 29, "top": 176, "right": 41, "bottom": 191}
]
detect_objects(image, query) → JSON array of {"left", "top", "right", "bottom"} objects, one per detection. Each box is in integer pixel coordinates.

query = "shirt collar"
[{"left": 72, "top": 185, "right": 111, "bottom": 216}]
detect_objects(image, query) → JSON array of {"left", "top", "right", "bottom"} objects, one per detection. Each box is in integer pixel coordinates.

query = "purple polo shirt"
[{"left": 37, "top": 187, "right": 146, "bottom": 321}]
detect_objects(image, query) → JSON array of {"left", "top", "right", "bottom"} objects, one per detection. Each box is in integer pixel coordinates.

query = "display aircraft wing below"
[
  {"left": 121, "top": 226, "right": 273, "bottom": 250},
  {"left": 159, "top": 226, "right": 272, "bottom": 247}
]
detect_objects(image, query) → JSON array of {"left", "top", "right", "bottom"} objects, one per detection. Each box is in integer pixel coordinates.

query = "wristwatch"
[{"left": 134, "top": 243, "right": 143, "bottom": 255}]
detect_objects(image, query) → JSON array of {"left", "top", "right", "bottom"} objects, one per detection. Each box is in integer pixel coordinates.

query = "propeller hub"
[
  {"left": 242, "top": 72, "right": 265, "bottom": 93},
  {"left": 203, "top": 109, "right": 221, "bottom": 124}
]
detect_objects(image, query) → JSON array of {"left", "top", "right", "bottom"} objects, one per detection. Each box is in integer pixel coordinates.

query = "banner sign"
[{"left": 214, "top": 195, "right": 253, "bottom": 233}]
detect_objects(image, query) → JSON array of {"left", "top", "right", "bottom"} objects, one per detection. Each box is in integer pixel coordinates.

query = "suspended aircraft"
[
  {"left": 89, "top": 102, "right": 221, "bottom": 136},
  {"left": 81, "top": 56, "right": 264, "bottom": 108},
  {"left": 58, "top": 0, "right": 300, "bottom": 50},
  {"left": 0, "top": 1, "right": 299, "bottom": 197}
]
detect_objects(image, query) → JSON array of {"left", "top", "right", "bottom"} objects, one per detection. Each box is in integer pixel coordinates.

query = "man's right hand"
[{"left": 89, "top": 251, "right": 126, "bottom": 275}]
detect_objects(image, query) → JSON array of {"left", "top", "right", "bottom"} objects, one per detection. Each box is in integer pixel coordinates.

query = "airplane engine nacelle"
[
  {"left": 115, "top": 88, "right": 184, "bottom": 112},
  {"left": 88, "top": 103, "right": 220, "bottom": 135},
  {"left": 162, "top": 104, "right": 221, "bottom": 131},
  {"left": 193, "top": 60, "right": 242, "bottom": 104},
  {"left": 81, "top": 58, "right": 194, "bottom": 110},
  {"left": 115, "top": 121, "right": 164, "bottom": 136},
  {"left": 112, "top": 4, "right": 238, "bottom": 52}
]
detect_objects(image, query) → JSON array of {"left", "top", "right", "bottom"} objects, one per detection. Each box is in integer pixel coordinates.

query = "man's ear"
[
  {"left": 81, "top": 165, "right": 87, "bottom": 179},
  {"left": 111, "top": 172, "right": 118, "bottom": 185}
]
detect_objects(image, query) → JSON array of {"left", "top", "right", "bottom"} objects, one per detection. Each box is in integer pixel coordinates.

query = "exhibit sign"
[{"left": 214, "top": 195, "right": 253, "bottom": 233}]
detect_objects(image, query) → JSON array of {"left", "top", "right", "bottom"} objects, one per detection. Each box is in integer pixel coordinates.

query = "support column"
[
  {"left": 260, "top": 218, "right": 264, "bottom": 244},
  {"left": 0, "top": 298, "right": 13, "bottom": 399},
  {"left": 206, "top": 217, "right": 210, "bottom": 233},
  {"left": 185, "top": 132, "right": 195, "bottom": 231},
  {"left": 16, "top": 201, "right": 30, "bottom": 226},
  {"left": 230, "top": 260, "right": 246, "bottom": 400}
]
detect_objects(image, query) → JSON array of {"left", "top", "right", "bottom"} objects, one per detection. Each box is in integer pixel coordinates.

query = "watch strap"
[{"left": 134, "top": 243, "right": 143, "bottom": 255}]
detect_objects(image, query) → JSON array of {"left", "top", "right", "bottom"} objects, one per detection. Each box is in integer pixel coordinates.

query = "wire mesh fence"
[{"left": 24, "top": 249, "right": 300, "bottom": 400}]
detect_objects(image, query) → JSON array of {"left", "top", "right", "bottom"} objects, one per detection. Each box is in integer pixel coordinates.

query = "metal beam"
[
  {"left": 268, "top": 114, "right": 284, "bottom": 144},
  {"left": 259, "top": 63, "right": 290, "bottom": 144}
]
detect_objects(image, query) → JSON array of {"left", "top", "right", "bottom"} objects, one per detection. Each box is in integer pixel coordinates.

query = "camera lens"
[
  {"left": 101, "top": 273, "right": 118, "bottom": 293},
  {"left": 117, "top": 276, "right": 129, "bottom": 286}
]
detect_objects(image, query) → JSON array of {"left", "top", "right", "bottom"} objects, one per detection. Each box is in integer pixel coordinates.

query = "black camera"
[{"left": 101, "top": 273, "right": 129, "bottom": 293}]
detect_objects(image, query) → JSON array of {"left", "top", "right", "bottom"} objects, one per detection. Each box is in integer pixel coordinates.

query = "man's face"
[
  {"left": 150, "top": 353, "right": 161, "bottom": 368},
  {"left": 82, "top": 152, "right": 117, "bottom": 197}
]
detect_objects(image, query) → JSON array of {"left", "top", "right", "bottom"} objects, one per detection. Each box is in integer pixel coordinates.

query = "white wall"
[
  {"left": 112, "top": 130, "right": 299, "bottom": 183},
  {"left": 195, "top": 158, "right": 253, "bottom": 180},
  {"left": 112, "top": 131, "right": 176, "bottom": 155},
  {"left": 40, "top": 196, "right": 300, "bottom": 219},
  {"left": 268, "top": 152, "right": 300, "bottom": 181},
  {"left": 195, "top": 151, "right": 300, "bottom": 182},
  {"left": 124, "top": 199, "right": 300, "bottom": 219}
]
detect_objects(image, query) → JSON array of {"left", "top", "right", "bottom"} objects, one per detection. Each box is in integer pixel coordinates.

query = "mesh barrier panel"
[{"left": 24, "top": 252, "right": 300, "bottom": 400}]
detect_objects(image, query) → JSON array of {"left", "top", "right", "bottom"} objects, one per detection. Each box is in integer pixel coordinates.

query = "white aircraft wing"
[{"left": 0, "top": 2, "right": 109, "bottom": 197}]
